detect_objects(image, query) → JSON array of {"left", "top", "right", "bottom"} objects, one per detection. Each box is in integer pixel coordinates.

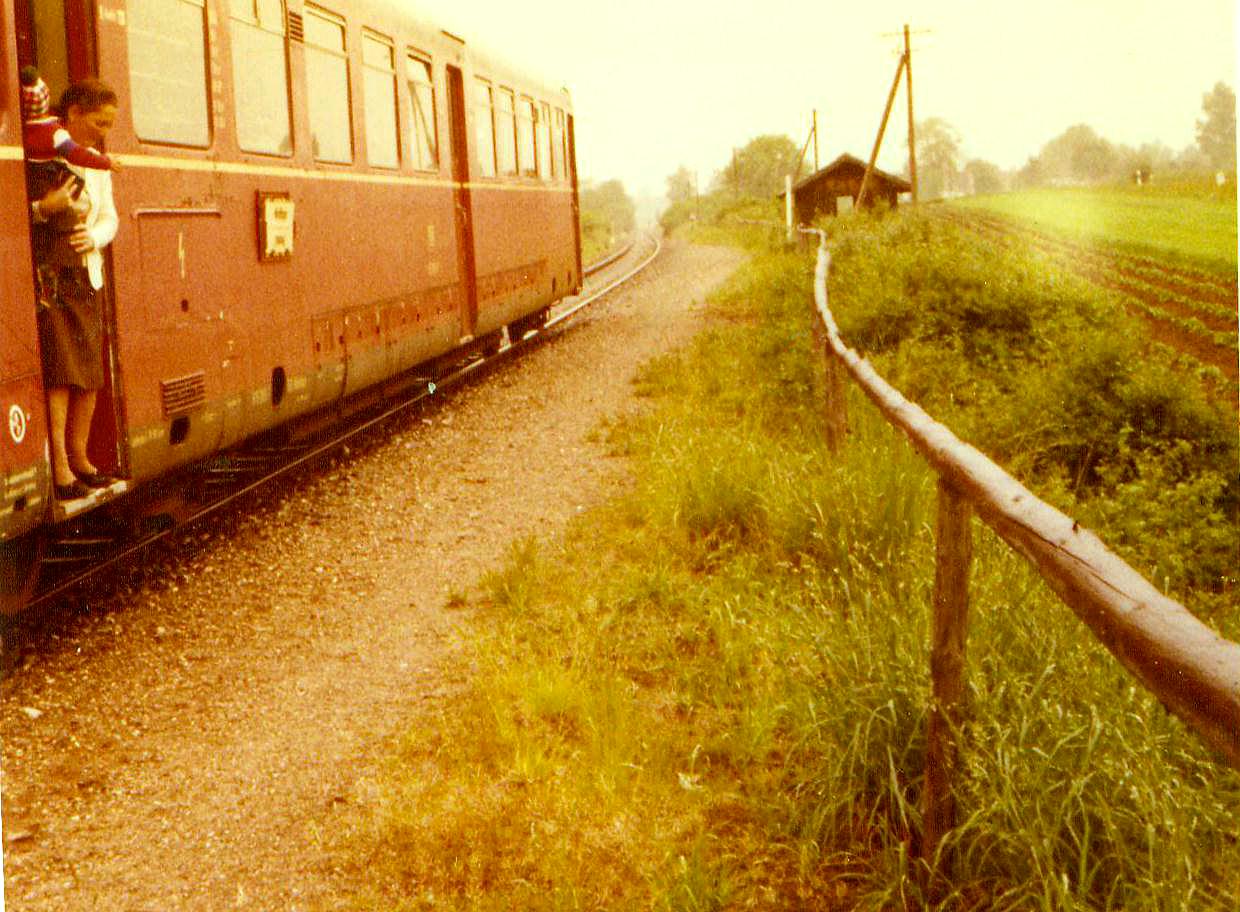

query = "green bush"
[
  {"left": 660, "top": 190, "right": 785, "bottom": 251},
  {"left": 825, "top": 208, "right": 1238, "bottom": 601}
]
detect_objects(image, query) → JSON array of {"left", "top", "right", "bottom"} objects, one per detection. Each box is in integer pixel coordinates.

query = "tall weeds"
[{"left": 349, "top": 222, "right": 1240, "bottom": 910}]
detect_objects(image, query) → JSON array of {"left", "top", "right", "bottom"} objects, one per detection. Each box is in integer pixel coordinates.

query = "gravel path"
[{"left": 0, "top": 240, "right": 744, "bottom": 911}]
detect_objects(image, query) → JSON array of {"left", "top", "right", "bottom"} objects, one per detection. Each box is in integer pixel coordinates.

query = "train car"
[{"left": 0, "top": 0, "right": 583, "bottom": 612}]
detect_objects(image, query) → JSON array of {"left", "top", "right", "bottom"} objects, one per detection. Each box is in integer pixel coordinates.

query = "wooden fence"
[{"left": 800, "top": 228, "right": 1240, "bottom": 879}]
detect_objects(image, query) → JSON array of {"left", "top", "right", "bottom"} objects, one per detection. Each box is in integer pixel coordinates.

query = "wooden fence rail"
[{"left": 800, "top": 227, "right": 1240, "bottom": 875}]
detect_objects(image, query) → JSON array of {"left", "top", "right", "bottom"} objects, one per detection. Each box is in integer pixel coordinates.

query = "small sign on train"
[{"left": 258, "top": 192, "right": 295, "bottom": 261}]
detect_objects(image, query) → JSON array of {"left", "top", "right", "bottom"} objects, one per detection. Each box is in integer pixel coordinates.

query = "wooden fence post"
[
  {"left": 923, "top": 478, "right": 973, "bottom": 887},
  {"left": 821, "top": 344, "right": 848, "bottom": 453}
]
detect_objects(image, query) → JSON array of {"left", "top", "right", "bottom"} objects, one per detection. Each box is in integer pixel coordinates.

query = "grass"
[
  {"left": 334, "top": 218, "right": 1240, "bottom": 910},
  {"left": 951, "top": 182, "right": 1238, "bottom": 274},
  {"left": 581, "top": 225, "right": 613, "bottom": 266}
]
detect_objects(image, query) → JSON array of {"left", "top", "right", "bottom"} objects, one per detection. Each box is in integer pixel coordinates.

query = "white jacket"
[{"left": 67, "top": 164, "right": 118, "bottom": 290}]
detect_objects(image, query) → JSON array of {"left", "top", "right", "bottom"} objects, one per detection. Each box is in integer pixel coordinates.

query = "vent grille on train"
[
  {"left": 287, "top": 10, "right": 305, "bottom": 42},
  {"left": 160, "top": 371, "right": 207, "bottom": 418}
]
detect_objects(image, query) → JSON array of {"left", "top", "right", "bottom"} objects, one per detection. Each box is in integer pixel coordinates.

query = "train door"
[
  {"left": 446, "top": 65, "right": 479, "bottom": 338},
  {"left": 14, "top": 0, "right": 73, "bottom": 91},
  {"left": 14, "top": 0, "right": 126, "bottom": 481},
  {"left": 567, "top": 114, "right": 583, "bottom": 293}
]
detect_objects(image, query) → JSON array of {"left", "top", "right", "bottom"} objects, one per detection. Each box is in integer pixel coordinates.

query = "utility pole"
[
  {"left": 905, "top": 24, "right": 918, "bottom": 204},
  {"left": 857, "top": 50, "right": 906, "bottom": 208},
  {"left": 793, "top": 113, "right": 820, "bottom": 184},
  {"left": 860, "top": 23, "right": 929, "bottom": 208},
  {"left": 813, "top": 109, "right": 819, "bottom": 172}
]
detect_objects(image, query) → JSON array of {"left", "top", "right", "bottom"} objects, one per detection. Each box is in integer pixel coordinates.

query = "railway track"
[{"left": 4, "top": 233, "right": 661, "bottom": 622}]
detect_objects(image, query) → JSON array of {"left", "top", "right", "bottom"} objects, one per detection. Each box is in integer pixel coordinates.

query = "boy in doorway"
[
  {"left": 21, "top": 65, "right": 117, "bottom": 172},
  {"left": 21, "top": 66, "right": 117, "bottom": 234}
]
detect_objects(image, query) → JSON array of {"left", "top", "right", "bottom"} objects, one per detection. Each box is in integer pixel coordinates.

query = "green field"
[{"left": 952, "top": 183, "right": 1238, "bottom": 272}]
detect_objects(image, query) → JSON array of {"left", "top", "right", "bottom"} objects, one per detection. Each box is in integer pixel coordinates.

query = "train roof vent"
[
  {"left": 161, "top": 371, "right": 207, "bottom": 418},
  {"left": 287, "top": 10, "right": 305, "bottom": 43}
]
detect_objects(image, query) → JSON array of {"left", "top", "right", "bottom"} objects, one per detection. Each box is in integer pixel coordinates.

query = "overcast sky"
[{"left": 413, "top": 0, "right": 1237, "bottom": 202}]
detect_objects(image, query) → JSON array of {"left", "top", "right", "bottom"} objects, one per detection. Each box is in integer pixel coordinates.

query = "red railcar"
[{"left": 0, "top": 0, "right": 582, "bottom": 610}]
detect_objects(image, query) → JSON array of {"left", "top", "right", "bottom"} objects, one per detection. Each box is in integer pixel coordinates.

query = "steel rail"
[
  {"left": 18, "top": 233, "right": 663, "bottom": 614},
  {"left": 549, "top": 232, "right": 661, "bottom": 329},
  {"left": 582, "top": 237, "right": 636, "bottom": 277},
  {"left": 801, "top": 225, "right": 1240, "bottom": 768}
]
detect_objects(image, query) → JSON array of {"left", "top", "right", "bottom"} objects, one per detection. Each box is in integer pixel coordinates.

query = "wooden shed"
[{"left": 787, "top": 153, "right": 912, "bottom": 224}]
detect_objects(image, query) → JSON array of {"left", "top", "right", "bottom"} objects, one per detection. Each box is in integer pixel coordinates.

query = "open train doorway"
[
  {"left": 14, "top": 0, "right": 127, "bottom": 491},
  {"left": 14, "top": 0, "right": 96, "bottom": 95}
]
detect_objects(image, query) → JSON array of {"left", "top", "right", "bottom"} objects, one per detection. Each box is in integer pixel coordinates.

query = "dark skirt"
[{"left": 37, "top": 265, "right": 103, "bottom": 391}]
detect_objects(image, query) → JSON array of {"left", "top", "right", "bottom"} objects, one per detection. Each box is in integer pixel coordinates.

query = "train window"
[
  {"left": 473, "top": 78, "right": 495, "bottom": 178},
  {"left": 406, "top": 54, "right": 438, "bottom": 171},
  {"left": 495, "top": 88, "right": 517, "bottom": 177},
  {"left": 229, "top": 0, "right": 292, "bottom": 155},
  {"left": 537, "top": 102, "right": 552, "bottom": 180},
  {"left": 551, "top": 108, "right": 565, "bottom": 181},
  {"left": 362, "top": 32, "right": 399, "bottom": 168},
  {"left": 127, "top": 0, "right": 211, "bottom": 147},
  {"left": 304, "top": 6, "right": 353, "bottom": 163},
  {"left": 229, "top": 0, "right": 283, "bottom": 23},
  {"left": 517, "top": 97, "right": 537, "bottom": 178},
  {"left": 256, "top": 0, "right": 283, "bottom": 22}
]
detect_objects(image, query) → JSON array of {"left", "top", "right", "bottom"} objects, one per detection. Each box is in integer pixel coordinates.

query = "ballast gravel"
[{"left": 0, "top": 239, "right": 745, "bottom": 911}]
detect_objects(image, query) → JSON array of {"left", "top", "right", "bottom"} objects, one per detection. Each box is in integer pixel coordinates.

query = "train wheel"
[
  {"left": 508, "top": 308, "right": 548, "bottom": 344},
  {"left": 480, "top": 329, "right": 503, "bottom": 357},
  {"left": 0, "top": 530, "right": 44, "bottom": 616}
]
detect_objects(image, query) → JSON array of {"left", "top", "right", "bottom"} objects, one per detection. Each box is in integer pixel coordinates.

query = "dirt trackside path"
[{"left": 1, "top": 240, "right": 745, "bottom": 911}]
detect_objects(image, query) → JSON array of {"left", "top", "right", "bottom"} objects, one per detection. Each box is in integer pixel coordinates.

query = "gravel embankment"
[{"left": 0, "top": 239, "right": 744, "bottom": 910}]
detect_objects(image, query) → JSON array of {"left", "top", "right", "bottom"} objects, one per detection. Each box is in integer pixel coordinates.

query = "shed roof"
[{"left": 792, "top": 153, "right": 912, "bottom": 194}]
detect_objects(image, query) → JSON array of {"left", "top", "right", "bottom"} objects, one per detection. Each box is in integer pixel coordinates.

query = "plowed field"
[{"left": 942, "top": 207, "right": 1238, "bottom": 408}]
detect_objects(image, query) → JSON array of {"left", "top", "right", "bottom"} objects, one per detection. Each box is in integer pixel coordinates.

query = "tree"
[
  {"left": 1174, "top": 143, "right": 1211, "bottom": 172},
  {"left": 579, "top": 179, "right": 635, "bottom": 236},
  {"left": 914, "top": 118, "right": 961, "bottom": 199},
  {"left": 666, "top": 166, "right": 696, "bottom": 205},
  {"left": 713, "top": 134, "right": 799, "bottom": 198},
  {"left": 1049, "top": 125, "right": 1115, "bottom": 182},
  {"left": 1069, "top": 127, "right": 1117, "bottom": 181},
  {"left": 579, "top": 180, "right": 635, "bottom": 258},
  {"left": 1032, "top": 124, "right": 1119, "bottom": 184},
  {"left": 1014, "top": 155, "right": 1045, "bottom": 189},
  {"left": 1116, "top": 141, "right": 1174, "bottom": 184},
  {"left": 1196, "top": 82, "right": 1236, "bottom": 171},
  {"left": 962, "top": 159, "right": 1004, "bottom": 195}
]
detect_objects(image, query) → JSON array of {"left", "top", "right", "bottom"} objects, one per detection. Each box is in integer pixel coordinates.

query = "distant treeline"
[
  {"left": 579, "top": 179, "right": 636, "bottom": 263},
  {"left": 857, "top": 82, "right": 1236, "bottom": 197},
  {"left": 659, "top": 82, "right": 1237, "bottom": 205}
]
